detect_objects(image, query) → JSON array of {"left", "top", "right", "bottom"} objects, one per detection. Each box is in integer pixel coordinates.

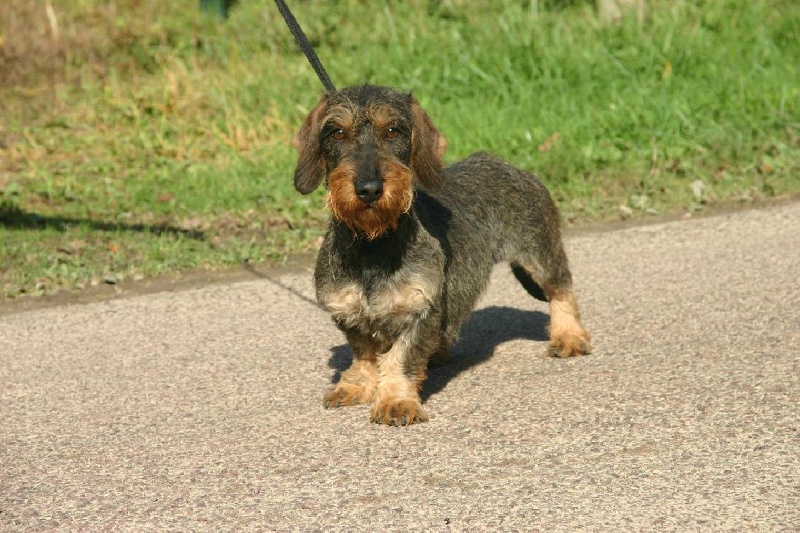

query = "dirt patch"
[
  {"left": 0, "top": 0, "right": 186, "bottom": 92},
  {"left": 0, "top": 1, "right": 62, "bottom": 88}
]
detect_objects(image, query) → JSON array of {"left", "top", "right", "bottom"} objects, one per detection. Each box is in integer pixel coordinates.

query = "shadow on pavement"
[
  {"left": 0, "top": 203, "right": 204, "bottom": 239},
  {"left": 327, "top": 306, "right": 549, "bottom": 401}
]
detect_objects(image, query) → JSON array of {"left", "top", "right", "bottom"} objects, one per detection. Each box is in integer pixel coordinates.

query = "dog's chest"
[{"left": 320, "top": 275, "right": 438, "bottom": 338}]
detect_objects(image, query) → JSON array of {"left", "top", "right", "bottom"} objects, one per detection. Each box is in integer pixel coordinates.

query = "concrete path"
[{"left": 2, "top": 203, "right": 798, "bottom": 530}]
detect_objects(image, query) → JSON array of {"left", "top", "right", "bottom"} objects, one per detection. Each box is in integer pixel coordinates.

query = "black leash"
[{"left": 273, "top": 0, "right": 336, "bottom": 92}]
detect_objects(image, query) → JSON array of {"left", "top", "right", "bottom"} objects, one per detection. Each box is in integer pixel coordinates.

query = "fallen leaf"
[
  {"left": 662, "top": 60, "right": 672, "bottom": 80},
  {"left": 538, "top": 132, "right": 560, "bottom": 152}
]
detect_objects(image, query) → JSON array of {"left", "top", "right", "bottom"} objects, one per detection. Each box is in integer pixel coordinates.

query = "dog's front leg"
[
  {"left": 371, "top": 319, "right": 439, "bottom": 426},
  {"left": 323, "top": 331, "right": 379, "bottom": 408}
]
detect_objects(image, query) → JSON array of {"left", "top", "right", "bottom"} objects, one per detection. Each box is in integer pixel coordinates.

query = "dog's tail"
[{"left": 510, "top": 262, "right": 548, "bottom": 302}]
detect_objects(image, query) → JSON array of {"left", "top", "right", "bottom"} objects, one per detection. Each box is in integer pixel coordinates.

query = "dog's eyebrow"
[
  {"left": 322, "top": 104, "right": 355, "bottom": 130},
  {"left": 368, "top": 103, "right": 404, "bottom": 130}
]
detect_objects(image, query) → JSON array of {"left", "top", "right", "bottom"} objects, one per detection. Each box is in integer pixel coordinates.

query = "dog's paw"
[
  {"left": 370, "top": 399, "right": 429, "bottom": 426},
  {"left": 548, "top": 330, "right": 593, "bottom": 358},
  {"left": 323, "top": 382, "right": 375, "bottom": 408}
]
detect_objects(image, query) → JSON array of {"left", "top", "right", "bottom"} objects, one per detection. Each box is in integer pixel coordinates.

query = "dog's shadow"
[{"left": 327, "top": 306, "right": 549, "bottom": 402}]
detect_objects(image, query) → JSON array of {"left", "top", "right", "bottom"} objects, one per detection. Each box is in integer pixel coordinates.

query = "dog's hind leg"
[
  {"left": 543, "top": 284, "right": 593, "bottom": 357},
  {"left": 513, "top": 247, "right": 592, "bottom": 358}
]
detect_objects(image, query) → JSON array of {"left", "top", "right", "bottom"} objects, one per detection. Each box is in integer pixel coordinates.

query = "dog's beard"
[{"left": 327, "top": 162, "right": 414, "bottom": 240}]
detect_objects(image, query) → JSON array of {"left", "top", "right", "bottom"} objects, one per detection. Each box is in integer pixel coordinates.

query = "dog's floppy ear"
[
  {"left": 410, "top": 98, "right": 447, "bottom": 191},
  {"left": 292, "top": 95, "right": 329, "bottom": 194}
]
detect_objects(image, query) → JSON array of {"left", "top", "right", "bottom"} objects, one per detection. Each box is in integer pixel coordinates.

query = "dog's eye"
[
  {"left": 331, "top": 129, "right": 345, "bottom": 141},
  {"left": 386, "top": 128, "right": 400, "bottom": 140}
]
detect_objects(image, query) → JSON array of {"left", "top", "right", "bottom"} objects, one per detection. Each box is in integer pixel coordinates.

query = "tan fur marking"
[
  {"left": 322, "top": 103, "right": 356, "bottom": 133},
  {"left": 387, "top": 284, "right": 430, "bottom": 317},
  {"left": 323, "top": 358, "right": 378, "bottom": 407},
  {"left": 368, "top": 103, "right": 402, "bottom": 132},
  {"left": 376, "top": 274, "right": 438, "bottom": 319},
  {"left": 546, "top": 289, "right": 593, "bottom": 357},
  {"left": 322, "top": 276, "right": 437, "bottom": 336},
  {"left": 370, "top": 335, "right": 428, "bottom": 425},
  {"left": 378, "top": 161, "right": 414, "bottom": 212},
  {"left": 321, "top": 283, "right": 363, "bottom": 320},
  {"left": 436, "top": 134, "right": 448, "bottom": 160},
  {"left": 327, "top": 160, "right": 413, "bottom": 240},
  {"left": 371, "top": 383, "right": 428, "bottom": 425}
]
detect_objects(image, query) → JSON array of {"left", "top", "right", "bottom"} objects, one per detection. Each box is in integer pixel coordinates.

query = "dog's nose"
[{"left": 356, "top": 180, "right": 383, "bottom": 204}]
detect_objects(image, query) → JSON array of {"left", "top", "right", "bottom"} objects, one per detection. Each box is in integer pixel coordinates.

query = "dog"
[{"left": 292, "top": 84, "right": 592, "bottom": 426}]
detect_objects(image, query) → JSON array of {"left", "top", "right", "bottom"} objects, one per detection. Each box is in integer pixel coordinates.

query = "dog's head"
[{"left": 292, "top": 85, "right": 447, "bottom": 240}]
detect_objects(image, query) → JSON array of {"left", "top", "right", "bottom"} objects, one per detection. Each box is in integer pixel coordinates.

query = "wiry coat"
[
  {"left": 315, "top": 152, "right": 571, "bottom": 346},
  {"left": 293, "top": 85, "right": 591, "bottom": 425}
]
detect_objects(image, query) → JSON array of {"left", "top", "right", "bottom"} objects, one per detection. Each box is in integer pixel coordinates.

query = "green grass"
[{"left": 1, "top": 0, "right": 799, "bottom": 297}]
